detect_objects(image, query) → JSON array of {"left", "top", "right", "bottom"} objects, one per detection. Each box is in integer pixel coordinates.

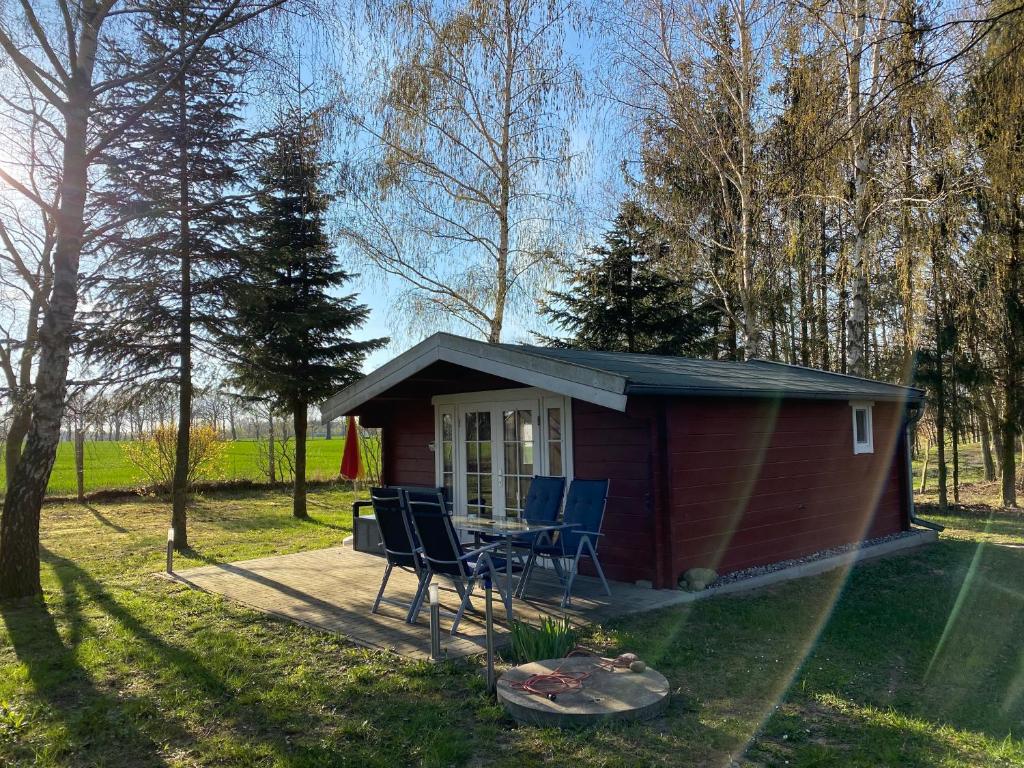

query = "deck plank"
[{"left": 167, "top": 545, "right": 674, "bottom": 660}]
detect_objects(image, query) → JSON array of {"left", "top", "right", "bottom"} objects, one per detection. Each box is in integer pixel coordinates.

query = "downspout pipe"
[{"left": 904, "top": 403, "right": 945, "bottom": 532}]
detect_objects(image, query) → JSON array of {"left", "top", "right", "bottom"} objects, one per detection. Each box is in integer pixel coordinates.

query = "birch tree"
[
  {"left": 615, "top": 0, "right": 780, "bottom": 359},
  {"left": 340, "top": 0, "right": 584, "bottom": 342}
]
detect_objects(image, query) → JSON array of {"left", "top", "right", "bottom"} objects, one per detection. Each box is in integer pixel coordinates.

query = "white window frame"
[
  {"left": 850, "top": 401, "right": 874, "bottom": 455},
  {"left": 432, "top": 388, "right": 574, "bottom": 518}
]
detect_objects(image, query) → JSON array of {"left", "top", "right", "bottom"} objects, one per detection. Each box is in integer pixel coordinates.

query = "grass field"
[
  {"left": 0, "top": 486, "right": 1021, "bottom": 766},
  {"left": 0, "top": 438, "right": 353, "bottom": 496}
]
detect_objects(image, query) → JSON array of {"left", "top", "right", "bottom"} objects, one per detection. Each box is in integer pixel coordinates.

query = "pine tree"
[
  {"left": 228, "top": 107, "right": 387, "bottom": 518},
  {"left": 538, "top": 201, "right": 721, "bottom": 356},
  {"left": 85, "top": 0, "right": 251, "bottom": 548},
  {"left": 964, "top": 5, "right": 1024, "bottom": 507}
]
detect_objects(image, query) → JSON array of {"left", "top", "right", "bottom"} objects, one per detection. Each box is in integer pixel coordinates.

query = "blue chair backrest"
[
  {"left": 370, "top": 487, "right": 417, "bottom": 568},
  {"left": 522, "top": 475, "right": 565, "bottom": 525},
  {"left": 561, "top": 479, "right": 609, "bottom": 553},
  {"left": 405, "top": 491, "right": 465, "bottom": 577}
]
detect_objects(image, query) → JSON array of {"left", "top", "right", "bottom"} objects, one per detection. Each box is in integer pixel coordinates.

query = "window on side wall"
[{"left": 850, "top": 401, "right": 874, "bottom": 455}]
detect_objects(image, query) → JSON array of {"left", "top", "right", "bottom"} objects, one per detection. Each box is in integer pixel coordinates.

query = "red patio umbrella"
[{"left": 339, "top": 415, "right": 362, "bottom": 480}]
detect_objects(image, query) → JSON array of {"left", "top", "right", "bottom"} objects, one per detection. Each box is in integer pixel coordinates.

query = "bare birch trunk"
[
  {"left": 844, "top": 0, "right": 870, "bottom": 376},
  {"left": 0, "top": 50, "right": 95, "bottom": 597}
]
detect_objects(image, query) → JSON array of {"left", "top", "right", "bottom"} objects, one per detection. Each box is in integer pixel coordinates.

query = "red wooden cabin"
[{"left": 322, "top": 333, "right": 924, "bottom": 589}]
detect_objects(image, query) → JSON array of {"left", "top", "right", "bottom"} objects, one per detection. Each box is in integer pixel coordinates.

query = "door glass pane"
[
  {"left": 547, "top": 407, "right": 561, "bottom": 440},
  {"left": 502, "top": 409, "right": 534, "bottom": 519},
  {"left": 504, "top": 441, "right": 517, "bottom": 474},
  {"left": 549, "top": 442, "right": 562, "bottom": 476},
  {"left": 442, "top": 412, "right": 453, "bottom": 441},
  {"left": 480, "top": 441, "right": 492, "bottom": 472},
  {"left": 519, "top": 477, "right": 532, "bottom": 508},
  {"left": 505, "top": 481, "right": 517, "bottom": 511},
  {"left": 547, "top": 406, "right": 563, "bottom": 476},
  {"left": 464, "top": 409, "right": 493, "bottom": 518}
]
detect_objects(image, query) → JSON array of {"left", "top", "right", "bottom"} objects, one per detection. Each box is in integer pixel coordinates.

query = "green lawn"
[
  {"left": 0, "top": 438, "right": 353, "bottom": 497},
  {"left": 1, "top": 487, "right": 1022, "bottom": 766},
  {"left": 912, "top": 441, "right": 1022, "bottom": 508}
]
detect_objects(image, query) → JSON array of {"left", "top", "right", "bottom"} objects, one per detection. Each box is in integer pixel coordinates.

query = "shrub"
[
  {"left": 510, "top": 616, "right": 577, "bottom": 663},
  {"left": 123, "top": 424, "right": 225, "bottom": 493}
]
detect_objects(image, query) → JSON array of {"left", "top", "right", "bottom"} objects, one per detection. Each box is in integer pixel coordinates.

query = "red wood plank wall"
[
  {"left": 380, "top": 399, "right": 436, "bottom": 487},
  {"left": 664, "top": 398, "right": 907, "bottom": 579},
  {"left": 571, "top": 399, "right": 658, "bottom": 585},
  {"left": 374, "top": 392, "right": 662, "bottom": 586}
]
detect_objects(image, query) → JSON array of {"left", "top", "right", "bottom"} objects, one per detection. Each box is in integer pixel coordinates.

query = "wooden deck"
[{"left": 168, "top": 545, "right": 685, "bottom": 660}]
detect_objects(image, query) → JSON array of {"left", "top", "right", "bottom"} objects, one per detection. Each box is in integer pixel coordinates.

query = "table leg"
[{"left": 505, "top": 537, "right": 514, "bottom": 623}]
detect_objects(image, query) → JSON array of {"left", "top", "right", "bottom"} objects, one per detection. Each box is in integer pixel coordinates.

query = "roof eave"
[
  {"left": 624, "top": 383, "right": 925, "bottom": 402},
  {"left": 320, "top": 333, "right": 629, "bottom": 421}
]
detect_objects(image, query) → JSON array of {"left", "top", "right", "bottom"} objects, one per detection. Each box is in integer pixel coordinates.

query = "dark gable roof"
[
  {"left": 321, "top": 333, "right": 922, "bottom": 420},
  {"left": 502, "top": 344, "right": 924, "bottom": 403}
]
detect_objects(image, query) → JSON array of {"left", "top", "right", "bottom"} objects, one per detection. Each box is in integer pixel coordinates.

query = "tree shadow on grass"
[
  {"left": 298, "top": 514, "right": 350, "bottom": 532},
  {"left": 0, "top": 594, "right": 172, "bottom": 767},
  {"left": 32, "top": 546, "right": 469, "bottom": 767},
  {"left": 83, "top": 503, "right": 129, "bottom": 534}
]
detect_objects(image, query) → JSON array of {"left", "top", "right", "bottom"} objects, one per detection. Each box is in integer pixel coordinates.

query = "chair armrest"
[
  {"left": 352, "top": 500, "right": 373, "bottom": 518},
  {"left": 459, "top": 541, "right": 505, "bottom": 561}
]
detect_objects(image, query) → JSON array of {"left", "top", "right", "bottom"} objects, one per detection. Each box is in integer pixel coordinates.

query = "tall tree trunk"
[
  {"left": 0, "top": 54, "right": 95, "bottom": 597},
  {"left": 986, "top": 390, "right": 1004, "bottom": 478},
  {"left": 293, "top": 400, "right": 308, "bottom": 518},
  {"left": 845, "top": 0, "right": 871, "bottom": 376},
  {"left": 951, "top": 396, "right": 960, "bottom": 504},
  {"left": 170, "top": 36, "right": 192, "bottom": 551},
  {"left": 267, "top": 411, "right": 276, "bottom": 484},
  {"left": 4, "top": 411, "right": 31, "bottom": 489},
  {"left": 488, "top": 5, "right": 515, "bottom": 346},
  {"left": 932, "top": 237, "right": 948, "bottom": 511},
  {"left": 999, "top": 221, "right": 1022, "bottom": 507},
  {"left": 980, "top": 406, "right": 996, "bottom": 482},
  {"left": 74, "top": 422, "right": 85, "bottom": 503},
  {"left": 817, "top": 209, "right": 830, "bottom": 370},
  {"left": 919, "top": 439, "right": 931, "bottom": 493}
]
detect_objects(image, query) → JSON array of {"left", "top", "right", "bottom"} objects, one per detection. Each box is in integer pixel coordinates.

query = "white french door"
[{"left": 434, "top": 389, "right": 572, "bottom": 520}]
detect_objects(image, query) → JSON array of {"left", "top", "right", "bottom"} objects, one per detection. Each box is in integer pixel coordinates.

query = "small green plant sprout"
[
  {"left": 510, "top": 616, "right": 577, "bottom": 663},
  {"left": 0, "top": 701, "right": 28, "bottom": 738}
]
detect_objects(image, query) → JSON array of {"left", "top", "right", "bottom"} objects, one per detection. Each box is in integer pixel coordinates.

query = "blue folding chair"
[
  {"left": 516, "top": 479, "right": 611, "bottom": 607},
  {"left": 480, "top": 475, "right": 566, "bottom": 553},
  {"left": 405, "top": 491, "right": 511, "bottom": 635},
  {"left": 369, "top": 488, "right": 425, "bottom": 623}
]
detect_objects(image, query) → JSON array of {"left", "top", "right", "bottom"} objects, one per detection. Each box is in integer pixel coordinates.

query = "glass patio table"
[{"left": 448, "top": 514, "right": 576, "bottom": 622}]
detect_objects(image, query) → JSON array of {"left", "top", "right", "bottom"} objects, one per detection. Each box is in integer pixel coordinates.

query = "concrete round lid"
[{"left": 497, "top": 656, "right": 670, "bottom": 728}]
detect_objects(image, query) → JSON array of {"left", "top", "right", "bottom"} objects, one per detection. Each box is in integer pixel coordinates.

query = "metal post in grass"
[
  {"left": 429, "top": 583, "right": 441, "bottom": 661},
  {"left": 166, "top": 527, "right": 175, "bottom": 574},
  {"left": 484, "top": 575, "right": 496, "bottom": 694}
]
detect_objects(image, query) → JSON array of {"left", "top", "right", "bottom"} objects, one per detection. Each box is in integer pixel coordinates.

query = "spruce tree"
[
  {"left": 228, "top": 107, "right": 386, "bottom": 518},
  {"left": 86, "top": 0, "right": 250, "bottom": 548},
  {"left": 538, "top": 201, "right": 720, "bottom": 356}
]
